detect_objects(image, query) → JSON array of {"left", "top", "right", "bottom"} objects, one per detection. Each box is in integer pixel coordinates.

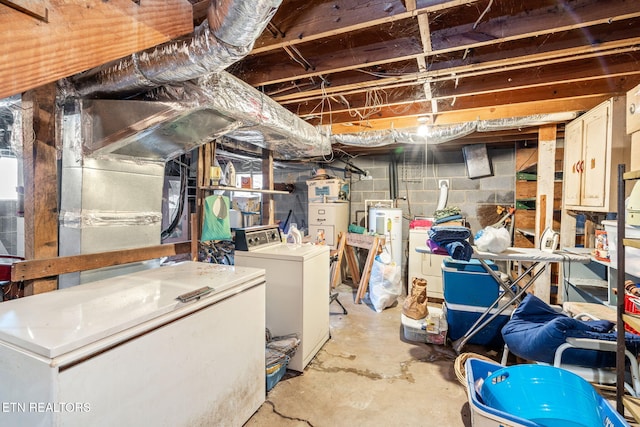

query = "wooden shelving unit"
[{"left": 514, "top": 142, "right": 563, "bottom": 248}]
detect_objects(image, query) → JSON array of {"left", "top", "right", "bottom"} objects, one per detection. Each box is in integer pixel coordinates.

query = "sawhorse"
[{"left": 332, "top": 232, "right": 383, "bottom": 304}]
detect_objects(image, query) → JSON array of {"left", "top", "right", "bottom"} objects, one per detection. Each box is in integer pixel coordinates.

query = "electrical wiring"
[{"left": 161, "top": 158, "right": 188, "bottom": 241}]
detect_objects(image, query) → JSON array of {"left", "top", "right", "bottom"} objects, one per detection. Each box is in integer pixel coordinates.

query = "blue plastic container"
[
  {"left": 445, "top": 302, "right": 511, "bottom": 345},
  {"left": 266, "top": 349, "right": 290, "bottom": 392},
  {"left": 465, "top": 357, "right": 629, "bottom": 427},
  {"left": 480, "top": 363, "right": 628, "bottom": 427},
  {"left": 442, "top": 258, "right": 500, "bottom": 307}
]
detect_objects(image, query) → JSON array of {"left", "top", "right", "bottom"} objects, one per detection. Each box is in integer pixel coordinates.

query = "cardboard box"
[{"left": 306, "top": 179, "right": 349, "bottom": 202}]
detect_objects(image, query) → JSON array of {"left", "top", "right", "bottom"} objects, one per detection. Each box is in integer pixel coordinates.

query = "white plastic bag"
[
  {"left": 475, "top": 226, "right": 510, "bottom": 253},
  {"left": 368, "top": 257, "right": 401, "bottom": 312}
]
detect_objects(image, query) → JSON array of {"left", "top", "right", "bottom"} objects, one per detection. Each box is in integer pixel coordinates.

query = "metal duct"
[
  {"left": 71, "top": 0, "right": 281, "bottom": 98},
  {"left": 76, "top": 71, "right": 329, "bottom": 162},
  {"left": 59, "top": 107, "right": 166, "bottom": 287},
  {"left": 61, "top": 0, "right": 330, "bottom": 161},
  {"left": 146, "top": 71, "right": 331, "bottom": 159},
  {"left": 329, "top": 112, "right": 579, "bottom": 148}
]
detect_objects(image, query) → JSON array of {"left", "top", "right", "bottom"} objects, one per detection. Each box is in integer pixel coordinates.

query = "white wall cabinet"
[{"left": 563, "top": 97, "right": 630, "bottom": 212}]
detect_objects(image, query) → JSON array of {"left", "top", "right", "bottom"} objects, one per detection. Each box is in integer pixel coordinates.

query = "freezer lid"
[{"left": 0, "top": 262, "right": 265, "bottom": 358}]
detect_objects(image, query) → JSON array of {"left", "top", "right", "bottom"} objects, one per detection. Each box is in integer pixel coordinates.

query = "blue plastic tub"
[{"left": 465, "top": 357, "right": 629, "bottom": 427}]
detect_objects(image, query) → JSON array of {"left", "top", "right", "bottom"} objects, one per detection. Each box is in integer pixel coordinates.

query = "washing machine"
[{"left": 234, "top": 225, "right": 331, "bottom": 372}]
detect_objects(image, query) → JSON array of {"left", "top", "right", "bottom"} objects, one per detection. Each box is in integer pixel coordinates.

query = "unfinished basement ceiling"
[
  {"left": 217, "top": 0, "right": 640, "bottom": 154},
  {"left": 3, "top": 0, "right": 640, "bottom": 157}
]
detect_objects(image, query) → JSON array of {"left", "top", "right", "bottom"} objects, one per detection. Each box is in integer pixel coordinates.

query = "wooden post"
[
  {"left": 262, "top": 150, "right": 275, "bottom": 224},
  {"left": 196, "top": 141, "right": 216, "bottom": 245},
  {"left": 191, "top": 214, "right": 199, "bottom": 262},
  {"left": 535, "top": 124, "right": 557, "bottom": 303},
  {"left": 21, "top": 84, "right": 59, "bottom": 295}
]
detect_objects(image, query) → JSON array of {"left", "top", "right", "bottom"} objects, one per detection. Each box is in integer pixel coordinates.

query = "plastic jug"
[{"left": 286, "top": 223, "right": 302, "bottom": 248}]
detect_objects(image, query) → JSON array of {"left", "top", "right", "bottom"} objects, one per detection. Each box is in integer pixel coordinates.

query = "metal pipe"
[{"left": 616, "top": 164, "right": 626, "bottom": 413}]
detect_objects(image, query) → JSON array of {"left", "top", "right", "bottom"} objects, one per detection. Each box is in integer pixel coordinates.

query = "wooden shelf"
[
  {"left": 567, "top": 277, "right": 609, "bottom": 289},
  {"left": 199, "top": 186, "right": 290, "bottom": 195},
  {"left": 623, "top": 170, "right": 640, "bottom": 180},
  {"left": 624, "top": 238, "right": 640, "bottom": 249}
]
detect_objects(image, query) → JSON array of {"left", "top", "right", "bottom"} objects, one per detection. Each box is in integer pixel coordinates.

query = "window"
[{"left": 0, "top": 155, "right": 17, "bottom": 200}]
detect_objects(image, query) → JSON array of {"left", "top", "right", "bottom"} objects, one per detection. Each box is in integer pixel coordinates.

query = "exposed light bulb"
[{"left": 417, "top": 124, "right": 429, "bottom": 137}]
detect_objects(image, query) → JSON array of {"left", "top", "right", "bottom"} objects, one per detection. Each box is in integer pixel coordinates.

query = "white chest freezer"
[{"left": 0, "top": 261, "right": 266, "bottom": 427}]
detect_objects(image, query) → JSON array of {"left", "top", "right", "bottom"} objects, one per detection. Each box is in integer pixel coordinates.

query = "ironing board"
[{"left": 415, "top": 246, "right": 590, "bottom": 353}]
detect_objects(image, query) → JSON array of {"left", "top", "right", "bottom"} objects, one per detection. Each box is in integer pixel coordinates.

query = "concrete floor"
[{"left": 245, "top": 285, "right": 502, "bottom": 427}]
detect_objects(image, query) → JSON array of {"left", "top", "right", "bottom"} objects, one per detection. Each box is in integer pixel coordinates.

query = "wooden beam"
[
  {"left": 250, "top": 0, "right": 480, "bottom": 55},
  {"left": 242, "top": 35, "right": 423, "bottom": 87},
  {"left": 240, "top": 1, "right": 640, "bottom": 88},
  {"left": 262, "top": 150, "right": 275, "bottom": 224},
  {"left": 11, "top": 242, "right": 192, "bottom": 282},
  {"left": 0, "top": 0, "right": 193, "bottom": 99},
  {"left": 329, "top": 95, "right": 610, "bottom": 134},
  {"left": 533, "top": 124, "right": 558, "bottom": 303},
  {"left": 271, "top": 38, "right": 640, "bottom": 106},
  {"left": 431, "top": 0, "right": 640, "bottom": 53},
  {"left": 21, "top": 84, "right": 59, "bottom": 295},
  {"left": 0, "top": 0, "right": 47, "bottom": 21},
  {"left": 301, "top": 76, "right": 636, "bottom": 126}
]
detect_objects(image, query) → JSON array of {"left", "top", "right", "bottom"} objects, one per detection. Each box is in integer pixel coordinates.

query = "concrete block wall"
[
  {"left": 271, "top": 167, "right": 313, "bottom": 232},
  {"left": 271, "top": 146, "right": 515, "bottom": 293}
]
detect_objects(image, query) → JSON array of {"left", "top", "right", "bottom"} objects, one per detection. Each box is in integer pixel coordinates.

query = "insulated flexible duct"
[{"left": 71, "top": 0, "right": 282, "bottom": 97}]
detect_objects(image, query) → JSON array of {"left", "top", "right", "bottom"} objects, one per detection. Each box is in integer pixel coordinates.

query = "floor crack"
[{"left": 264, "top": 400, "right": 314, "bottom": 426}]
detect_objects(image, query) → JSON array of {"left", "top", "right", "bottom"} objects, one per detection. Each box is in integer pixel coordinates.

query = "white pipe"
[{"left": 436, "top": 180, "right": 449, "bottom": 211}]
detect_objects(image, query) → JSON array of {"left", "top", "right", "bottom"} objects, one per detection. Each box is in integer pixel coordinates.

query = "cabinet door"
[
  {"left": 564, "top": 119, "right": 584, "bottom": 207},
  {"left": 581, "top": 102, "right": 610, "bottom": 207}
]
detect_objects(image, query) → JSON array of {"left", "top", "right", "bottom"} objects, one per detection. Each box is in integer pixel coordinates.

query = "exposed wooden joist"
[
  {"left": 240, "top": 0, "right": 640, "bottom": 88},
  {"left": 293, "top": 75, "right": 636, "bottom": 120},
  {"left": 250, "top": 0, "right": 481, "bottom": 55},
  {"left": 0, "top": 0, "right": 193, "bottom": 99},
  {"left": 430, "top": 0, "right": 640, "bottom": 52},
  {"left": 268, "top": 37, "right": 640, "bottom": 105}
]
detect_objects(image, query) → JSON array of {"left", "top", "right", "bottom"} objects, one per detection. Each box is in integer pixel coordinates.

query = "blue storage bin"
[
  {"left": 442, "top": 258, "right": 500, "bottom": 307},
  {"left": 481, "top": 364, "right": 617, "bottom": 427},
  {"left": 266, "top": 348, "right": 289, "bottom": 392},
  {"left": 465, "top": 357, "right": 628, "bottom": 427},
  {"left": 445, "top": 302, "right": 512, "bottom": 345}
]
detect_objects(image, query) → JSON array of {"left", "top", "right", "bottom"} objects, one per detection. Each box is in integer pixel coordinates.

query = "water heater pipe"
[{"left": 436, "top": 180, "right": 449, "bottom": 211}]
